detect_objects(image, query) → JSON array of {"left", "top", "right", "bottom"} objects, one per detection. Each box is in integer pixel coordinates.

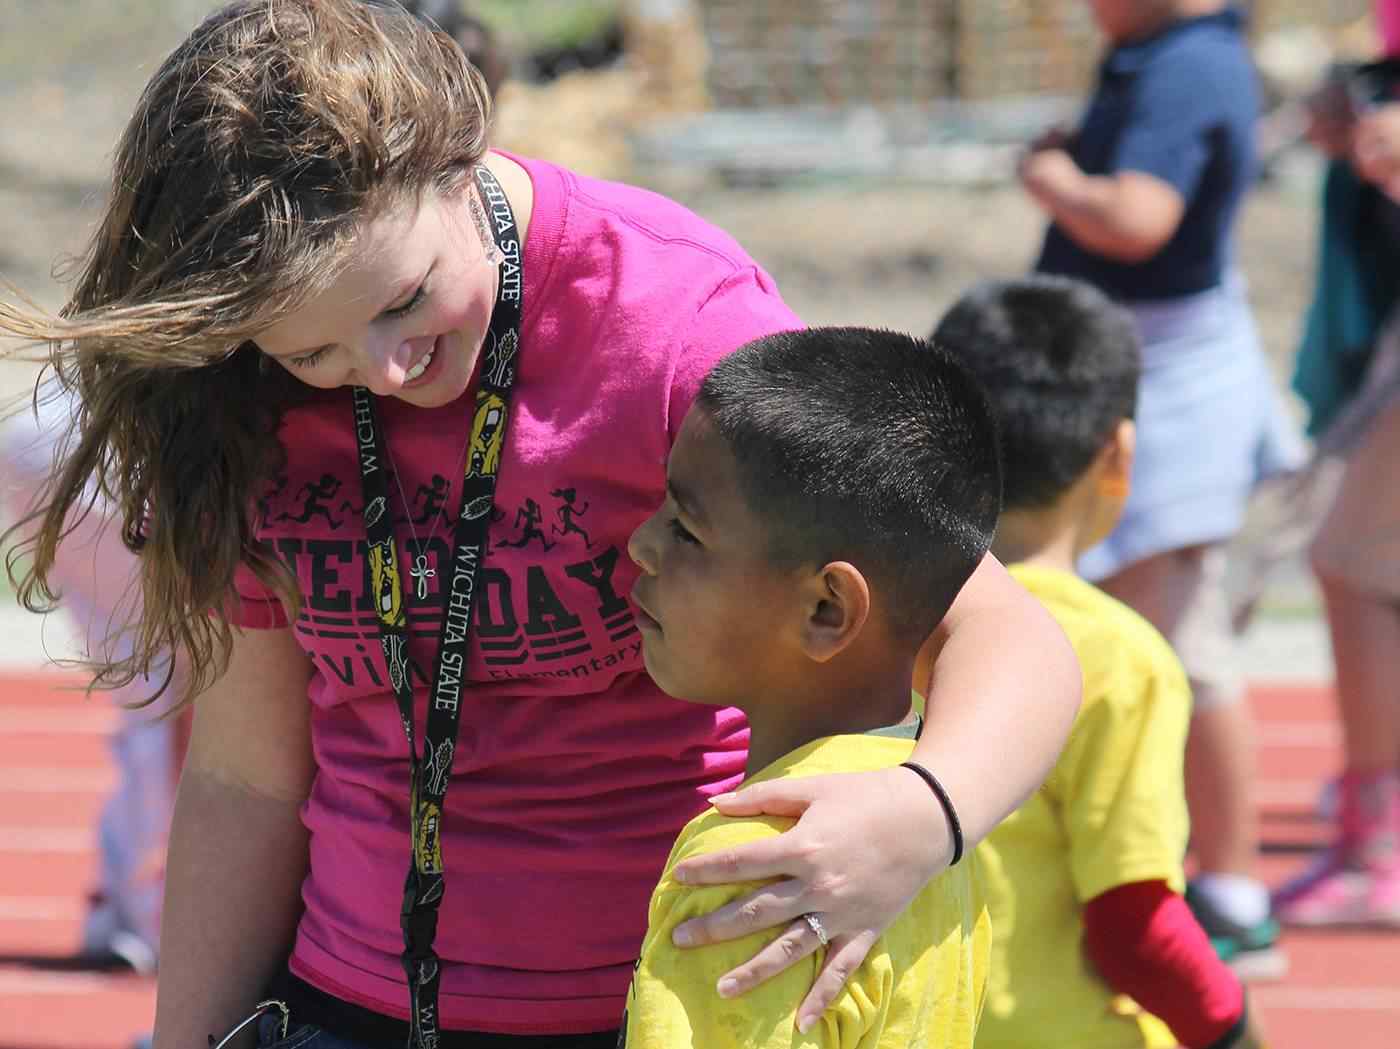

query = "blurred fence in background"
[{"left": 697, "top": 0, "right": 1372, "bottom": 108}]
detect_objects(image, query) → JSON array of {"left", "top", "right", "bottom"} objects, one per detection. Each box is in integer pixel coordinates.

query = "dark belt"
[{"left": 266, "top": 968, "right": 618, "bottom": 1049}]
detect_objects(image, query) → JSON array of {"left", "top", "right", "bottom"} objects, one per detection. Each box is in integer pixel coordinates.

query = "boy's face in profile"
[{"left": 627, "top": 407, "right": 804, "bottom": 707}]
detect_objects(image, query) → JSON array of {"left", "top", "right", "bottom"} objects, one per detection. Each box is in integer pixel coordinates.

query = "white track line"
[
  {"left": 0, "top": 708, "right": 116, "bottom": 735},
  {"left": 0, "top": 827, "right": 91, "bottom": 853},
  {"left": 1255, "top": 779, "right": 1328, "bottom": 806},
  {"left": 1256, "top": 722, "right": 1341, "bottom": 748},
  {"left": 0, "top": 895, "right": 84, "bottom": 920},
  {"left": 0, "top": 971, "right": 117, "bottom": 996},
  {"left": 0, "top": 767, "right": 113, "bottom": 793},
  {"left": 1254, "top": 985, "right": 1400, "bottom": 1010}
]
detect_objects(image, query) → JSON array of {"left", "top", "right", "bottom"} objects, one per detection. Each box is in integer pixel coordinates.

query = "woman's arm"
[
  {"left": 906, "top": 552, "right": 1080, "bottom": 850},
  {"left": 667, "top": 553, "right": 1079, "bottom": 1031},
  {"left": 153, "top": 625, "right": 315, "bottom": 1049}
]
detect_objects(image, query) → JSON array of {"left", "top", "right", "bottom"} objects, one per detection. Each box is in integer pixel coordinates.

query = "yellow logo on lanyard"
[
  {"left": 415, "top": 799, "right": 444, "bottom": 874},
  {"left": 466, "top": 393, "right": 507, "bottom": 480},
  {"left": 367, "top": 536, "right": 405, "bottom": 628}
]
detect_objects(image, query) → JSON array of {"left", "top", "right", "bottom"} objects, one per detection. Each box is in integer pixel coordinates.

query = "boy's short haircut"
[
  {"left": 697, "top": 327, "right": 1002, "bottom": 641},
  {"left": 933, "top": 276, "right": 1141, "bottom": 513}
]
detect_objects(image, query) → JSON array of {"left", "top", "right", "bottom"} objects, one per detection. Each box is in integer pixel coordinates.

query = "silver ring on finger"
[{"left": 802, "top": 911, "right": 830, "bottom": 947}]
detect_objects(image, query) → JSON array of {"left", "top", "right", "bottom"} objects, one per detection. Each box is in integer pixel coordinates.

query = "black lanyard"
[{"left": 352, "top": 165, "right": 522, "bottom": 1049}]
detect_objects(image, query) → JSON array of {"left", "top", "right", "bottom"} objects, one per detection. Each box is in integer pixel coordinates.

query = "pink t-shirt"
[
  {"left": 226, "top": 154, "right": 802, "bottom": 1035},
  {"left": 1381, "top": 0, "right": 1400, "bottom": 56}
]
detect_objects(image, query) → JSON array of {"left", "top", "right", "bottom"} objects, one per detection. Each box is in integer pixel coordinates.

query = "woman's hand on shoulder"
[{"left": 667, "top": 765, "right": 951, "bottom": 1034}]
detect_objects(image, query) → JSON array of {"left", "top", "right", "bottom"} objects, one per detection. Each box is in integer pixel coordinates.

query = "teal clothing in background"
[{"left": 1293, "top": 158, "right": 1400, "bottom": 438}]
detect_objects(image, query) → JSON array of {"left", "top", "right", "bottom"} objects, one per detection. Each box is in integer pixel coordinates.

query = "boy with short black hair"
[
  {"left": 934, "top": 276, "right": 1266, "bottom": 1049},
  {"left": 620, "top": 326, "right": 1001, "bottom": 1047}
]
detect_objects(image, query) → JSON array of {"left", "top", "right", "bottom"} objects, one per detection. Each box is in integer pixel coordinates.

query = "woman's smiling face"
[{"left": 255, "top": 185, "right": 500, "bottom": 408}]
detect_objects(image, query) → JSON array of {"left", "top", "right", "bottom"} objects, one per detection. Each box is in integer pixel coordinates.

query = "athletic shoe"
[
  {"left": 1274, "top": 772, "right": 1400, "bottom": 928},
  {"left": 1184, "top": 882, "right": 1288, "bottom": 982},
  {"left": 80, "top": 894, "right": 159, "bottom": 975}
]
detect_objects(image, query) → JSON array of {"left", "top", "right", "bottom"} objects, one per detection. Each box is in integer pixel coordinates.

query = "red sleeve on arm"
[{"left": 1083, "top": 880, "right": 1244, "bottom": 1049}]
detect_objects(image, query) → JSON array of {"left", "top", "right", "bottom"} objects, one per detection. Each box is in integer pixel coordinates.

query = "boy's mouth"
[{"left": 629, "top": 586, "right": 661, "bottom": 632}]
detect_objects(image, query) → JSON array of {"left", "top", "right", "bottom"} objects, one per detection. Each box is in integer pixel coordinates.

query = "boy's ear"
[
  {"left": 1095, "top": 418, "right": 1136, "bottom": 499},
  {"left": 800, "top": 561, "right": 871, "bottom": 663}
]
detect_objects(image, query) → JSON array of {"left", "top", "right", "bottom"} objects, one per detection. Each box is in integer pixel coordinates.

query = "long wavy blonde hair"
[{"left": 1, "top": 0, "right": 491, "bottom": 704}]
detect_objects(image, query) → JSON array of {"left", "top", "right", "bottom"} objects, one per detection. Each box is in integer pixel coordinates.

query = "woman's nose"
[{"left": 360, "top": 337, "right": 415, "bottom": 395}]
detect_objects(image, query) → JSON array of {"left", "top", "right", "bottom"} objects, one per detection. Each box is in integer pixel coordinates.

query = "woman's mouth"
[{"left": 404, "top": 338, "right": 438, "bottom": 384}]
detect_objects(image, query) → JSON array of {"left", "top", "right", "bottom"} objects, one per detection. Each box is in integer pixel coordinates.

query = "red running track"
[{"left": 0, "top": 674, "right": 1396, "bottom": 1048}]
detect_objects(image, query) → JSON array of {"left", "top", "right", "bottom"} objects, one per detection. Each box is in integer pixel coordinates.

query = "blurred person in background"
[
  {"left": 1, "top": 392, "right": 184, "bottom": 974},
  {"left": 1018, "top": 0, "right": 1303, "bottom": 978},
  {"left": 396, "top": 0, "right": 509, "bottom": 99},
  {"left": 1273, "top": 0, "right": 1400, "bottom": 928}
]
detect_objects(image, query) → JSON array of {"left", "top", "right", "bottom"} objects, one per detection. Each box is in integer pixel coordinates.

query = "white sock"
[{"left": 1192, "top": 872, "right": 1270, "bottom": 926}]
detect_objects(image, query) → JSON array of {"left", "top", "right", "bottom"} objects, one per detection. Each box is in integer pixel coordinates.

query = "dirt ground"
[{"left": 0, "top": 3, "right": 1322, "bottom": 405}]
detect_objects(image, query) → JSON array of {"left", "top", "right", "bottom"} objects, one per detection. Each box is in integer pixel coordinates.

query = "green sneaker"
[{"left": 1184, "top": 881, "right": 1288, "bottom": 982}]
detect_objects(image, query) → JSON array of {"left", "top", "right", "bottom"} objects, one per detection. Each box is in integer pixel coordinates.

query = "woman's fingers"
[
  {"left": 705, "top": 779, "right": 820, "bottom": 819},
  {"left": 673, "top": 784, "right": 827, "bottom": 887},
  {"left": 707, "top": 921, "right": 881, "bottom": 1036},
  {"left": 796, "top": 931, "right": 878, "bottom": 1034},
  {"left": 672, "top": 877, "right": 808, "bottom": 948},
  {"left": 713, "top": 916, "right": 823, "bottom": 999}
]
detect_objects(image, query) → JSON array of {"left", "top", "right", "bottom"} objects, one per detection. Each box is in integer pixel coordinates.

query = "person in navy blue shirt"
[
  {"left": 1031, "top": 2, "right": 1255, "bottom": 300},
  {"left": 1019, "top": 0, "right": 1303, "bottom": 981}
]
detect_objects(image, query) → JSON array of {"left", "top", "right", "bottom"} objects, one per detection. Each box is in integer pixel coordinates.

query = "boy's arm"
[
  {"left": 622, "top": 883, "right": 819, "bottom": 1049},
  {"left": 1083, "top": 881, "right": 1256, "bottom": 1049},
  {"left": 1022, "top": 52, "right": 1222, "bottom": 263},
  {"left": 1019, "top": 153, "right": 1185, "bottom": 264},
  {"left": 1059, "top": 644, "right": 1260, "bottom": 1048},
  {"left": 622, "top": 825, "right": 881, "bottom": 1049}
]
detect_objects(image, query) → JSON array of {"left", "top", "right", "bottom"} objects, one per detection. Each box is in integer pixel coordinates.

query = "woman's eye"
[
  {"left": 385, "top": 285, "right": 427, "bottom": 318},
  {"left": 668, "top": 518, "right": 699, "bottom": 545},
  {"left": 288, "top": 346, "right": 331, "bottom": 369}
]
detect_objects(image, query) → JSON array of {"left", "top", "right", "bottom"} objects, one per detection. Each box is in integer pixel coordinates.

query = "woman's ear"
[{"left": 800, "top": 561, "right": 871, "bottom": 663}]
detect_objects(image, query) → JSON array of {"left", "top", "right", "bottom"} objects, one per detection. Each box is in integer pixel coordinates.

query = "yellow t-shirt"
[
  {"left": 975, "top": 564, "right": 1192, "bottom": 1049},
  {"left": 620, "top": 730, "right": 991, "bottom": 1049}
]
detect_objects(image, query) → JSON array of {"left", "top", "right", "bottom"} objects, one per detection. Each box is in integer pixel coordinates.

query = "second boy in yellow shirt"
[{"left": 937, "top": 277, "right": 1266, "bottom": 1049}]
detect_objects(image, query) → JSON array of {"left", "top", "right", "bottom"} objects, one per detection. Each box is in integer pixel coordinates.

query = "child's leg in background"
[
  {"left": 2, "top": 398, "right": 181, "bottom": 967},
  {"left": 89, "top": 702, "right": 177, "bottom": 970},
  {"left": 1274, "top": 398, "right": 1400, "bottom": 926},
  {"left": 1100, "top": 545, "right": 1285, "bottom": 978}
]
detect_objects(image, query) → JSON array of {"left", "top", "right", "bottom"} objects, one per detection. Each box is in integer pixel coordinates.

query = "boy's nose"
[{"left": 627, "top": 516, "right": 658, "bottom": 575}]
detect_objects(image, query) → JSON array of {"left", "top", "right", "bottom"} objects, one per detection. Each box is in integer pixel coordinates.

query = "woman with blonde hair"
[{"left": 2, "top": 3, "right": 1079, "bottom": 1046}]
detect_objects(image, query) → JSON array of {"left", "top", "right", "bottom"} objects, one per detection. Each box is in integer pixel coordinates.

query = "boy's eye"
[
  {"left": 668, "top": 518, "right": 699, "bottom": 545},
  {"left": 385, "top": 284, "right": 427, "bottom": 318},
  {"left": 288, "top": 346, "right": 332, "bottom": 369}
]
